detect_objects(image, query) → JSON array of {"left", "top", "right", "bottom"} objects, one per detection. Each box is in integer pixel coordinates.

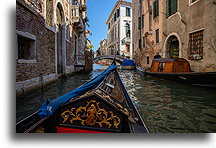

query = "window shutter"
[
  {"left": 138, "top": 17, "right": 141, "bottom": 30},
  {"left": 153, "top": 0, "right": 159, "bottom": 18},
  {"left": 156, "top": 0, "right": 159, "bottom": 16},
  {"left": 166, "top": 0, "right": 169, "bottom": 17},
  {"left": 142, "top": 14, "right": 144, "bottom": 28},
  {"left": 173, "top": 0, "right": 178, "bottom": 13}
]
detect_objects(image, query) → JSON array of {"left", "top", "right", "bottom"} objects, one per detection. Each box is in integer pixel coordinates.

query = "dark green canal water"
[{"left": 16, "top": 64, "right": 216, "bottom": 133}]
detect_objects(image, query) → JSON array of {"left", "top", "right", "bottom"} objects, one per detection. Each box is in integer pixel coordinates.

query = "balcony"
[
  {"left": 121, "top": 37, "right": 131, "bottom": 45},
  {"left": 71, "top": 5, "right": 84, "bottom": 32}
]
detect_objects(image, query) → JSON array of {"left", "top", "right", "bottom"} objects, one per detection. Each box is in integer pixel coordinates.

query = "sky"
[{"left": 86, "top": 0, "right": 132, "bottom": 51}]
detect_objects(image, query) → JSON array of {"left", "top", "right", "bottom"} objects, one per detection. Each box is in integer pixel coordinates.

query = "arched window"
[{"left": 125, "top": 23, "right": 130, "bottom": 37}]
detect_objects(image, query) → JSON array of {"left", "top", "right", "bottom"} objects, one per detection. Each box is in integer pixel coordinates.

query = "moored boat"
[
  {"left": 16, "top": 62, "right": 148, "bottom": 133},
  {"left": 120, "top": 59, "right": 135, "bottom": 70},
  {"left": 137, "top": 58, "right": 216, "bottom": 88}
]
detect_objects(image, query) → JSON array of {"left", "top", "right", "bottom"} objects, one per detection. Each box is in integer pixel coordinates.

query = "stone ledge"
[
  {"left": 16, "top": 73, "right": 58, "bottom": 97},
  {"left": 17, "top": 59, "right": 37, "bottom": 64},
  {"left": 45, "top": 25, "right": 56, "bottom": 33},
  {"left": 16, "top": 30, "right": 36, "bottom": 40}
]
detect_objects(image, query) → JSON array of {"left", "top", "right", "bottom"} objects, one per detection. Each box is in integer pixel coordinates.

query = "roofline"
[{"left": 106, "top": 0, "right": 132, "bottom": 24}]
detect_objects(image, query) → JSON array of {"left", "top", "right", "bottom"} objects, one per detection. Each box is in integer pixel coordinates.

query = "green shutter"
[
  {"left": 166, "top": 0, "right": 178, "bottom": 17},
  {"left": 166, "top": 0, "right": 169, "bottom": 17},
  {"left": 153, "top": 0, "right": 159, "bottom": 18},
  {"left": 170, "top": 0, "right": 178, "bottom": 16}
]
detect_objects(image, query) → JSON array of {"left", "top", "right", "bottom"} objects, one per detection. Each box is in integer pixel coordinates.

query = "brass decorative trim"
[{"left": 61, "top": 100, "right": 121, "bottom": 129}]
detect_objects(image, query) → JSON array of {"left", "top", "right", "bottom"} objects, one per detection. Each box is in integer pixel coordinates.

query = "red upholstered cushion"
[{"left": 56, "top": 127, "right": 109, "bottom": 133}]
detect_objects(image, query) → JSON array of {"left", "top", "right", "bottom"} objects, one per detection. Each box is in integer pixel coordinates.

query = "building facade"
[
  {"left": 132, "top": 0, "right": 216, "bottom": 72},
  {"left": 99, "top": 39, "right": 108, "bottom": 55},
  {"left": 16, "top": 0, "right": 88, "bottom": 96},
  {"left": 106, "top": 0, "right": 133, "bottom": 59}
]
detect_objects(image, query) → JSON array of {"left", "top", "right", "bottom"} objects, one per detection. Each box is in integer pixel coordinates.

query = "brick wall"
[
  {"left": 66, "top": 38, "right": 74, "bottom": 66},
  {"left": 16, "top": 2, "right": 55, "bottom": 82}
]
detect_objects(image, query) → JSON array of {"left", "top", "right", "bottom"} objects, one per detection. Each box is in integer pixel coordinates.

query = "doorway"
[
  {"left": 166, "top": 36, "right": 179, "bottom": 59},
  {"left": 56, "top": 3, "right": 64, "bottom": 74}
]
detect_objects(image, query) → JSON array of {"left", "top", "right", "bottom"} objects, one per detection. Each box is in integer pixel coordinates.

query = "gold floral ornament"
[{"left": 61, "top": 100, "right": 121, "bottom": 129}]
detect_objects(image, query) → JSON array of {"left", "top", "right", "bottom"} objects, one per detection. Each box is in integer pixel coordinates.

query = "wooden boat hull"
[
  {"left": 17, "top": 65, "right": 148, "bottom": 133},
  {"left": 137, "top": 67, "right": 216, "bottom": 87}
]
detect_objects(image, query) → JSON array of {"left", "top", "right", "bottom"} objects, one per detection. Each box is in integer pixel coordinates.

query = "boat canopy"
[
  {"left": 37, "top": 64, "right": 117, "bottom": 117},
  {"left": 121, "top": 59, "right": 135, "bottom": 66},
  {"left": 150, "top": 58, "right": 192, "bottom": 73}
]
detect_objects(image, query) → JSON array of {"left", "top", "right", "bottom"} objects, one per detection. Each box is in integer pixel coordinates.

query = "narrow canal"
[{"left": 16, "top": 64, "right": 216, "bottom": 133}]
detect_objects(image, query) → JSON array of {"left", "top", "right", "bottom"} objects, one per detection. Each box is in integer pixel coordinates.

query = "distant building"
[
  {"left": 132, "top": 0, "right": 215, "bottom": 72},
  {"left": 106, "top": 0, "right": 133, "bottom": 59},
  {"left": 16, "top": 0, "right": 88, "bottom": 96},
  {"left": 99, "top": 39, "right": 108, "bottom": 55}
]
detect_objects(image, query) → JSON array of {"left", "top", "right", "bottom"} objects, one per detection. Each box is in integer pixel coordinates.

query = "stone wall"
[
  {"left": 16, "top": 2, "right": 56, "bottom": 82},
  {"left": 132, "top": 0, "right": 216, "bottom": 72}
]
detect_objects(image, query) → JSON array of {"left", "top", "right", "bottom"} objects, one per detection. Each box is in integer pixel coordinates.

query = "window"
[
  {"left": 108, "top": 23, "right": 110, "bottom": 29},
  {"left": 138, "top": 17, "right": 141, "bottom": 30},
  {"left": 117, "top": 9, "right": 120, "bottom": 18},
  {"left": 158, "top": 62, "right": 165, "bottom": 71},
  {"left": 190, "top": 0, "right": 197, "bottom": 4},
  {"left": 147, "top": 56, "right": 150, "bottom": 64},
  {"left": 189, "top": 30, "right": 204, "bottom": 60},
  {"left": 114, "top": 12, "right": 117, "bottom": 22},
  {"left": 139, "top": 39, "right": 141, "bottom": 49},
  {"left": 118, "top": 23, "right": 120, "bottom": 37},
  {"left": 72, "top": 0, "right": 78, "bottom": 5},
  {"left": 125, "top": 23, "right": 131, "bottom": 37},
  {"left": 143, "top": 36, "right": 146, "bottom": 47},
  {"left": 141, "top": 14, "right": 144, "bottom": 28},
  {"left": 166, "top": 0, "right": 178, "bottom": 17},
  {"left": 155, "top": 29, "right": 159, "bottom": 43},
  {"left": 153, "top": 0, "right": 159, "bottom": 18},
  {"left": 126, "top": 7, "right": 131, "bottom": 17},
  {"left": 17, "top": 34, "right": 36, "bottom": 60}
]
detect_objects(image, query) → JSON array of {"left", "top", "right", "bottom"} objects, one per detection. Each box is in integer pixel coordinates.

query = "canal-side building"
[
  {"left": 132, "top": 0, "right": 216, "bottom": 72},
  {"left": 106, "top": 0, "right": 133, "bottom": 59},
  {"left": 99, "top": 39, "right": 108, "bottom": 55},
  {"left": 16, "top": 0, "right": 88, "bottom": 96}
]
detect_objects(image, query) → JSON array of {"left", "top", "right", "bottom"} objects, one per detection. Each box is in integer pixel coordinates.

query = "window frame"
[
  {"left": 166, "top": 0, "right": 178, "bottom": 18},
  {"left": 155, "top": 29, "right": 159, "bottom": 43},
  {"left": 141, "top": 14, "right": 144, "bottom": 28},
  {"left": 16, "top": 30, "right": 37, "bottom": 63},
  {"left": 139, "top": 39, "right": 141, "bottom": 49},
  {"left": 125, "top": 23, "right": 131, "bottom": 38},
  {"left": 153, "top": 0, "right": 159, "bottom": 19},
  {"left": 126, "top": 7, "right": 131, "bottom": 17},
  {"left": 188, "top": 29, "right": 204, "bottom": 60},
  {"left": 143, "top": 36, "right": 146, "bottom": 47},
  {"left": 138, "top": 17, "right": 141, "bottom": 30}
]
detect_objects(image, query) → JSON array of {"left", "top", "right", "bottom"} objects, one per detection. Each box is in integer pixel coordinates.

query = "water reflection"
[
  {"left": 16, "top": 64, "right": 216, "bottom": 133},
  {"left": 118, "top": 70, "right": 216, "bottom": 133}
]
